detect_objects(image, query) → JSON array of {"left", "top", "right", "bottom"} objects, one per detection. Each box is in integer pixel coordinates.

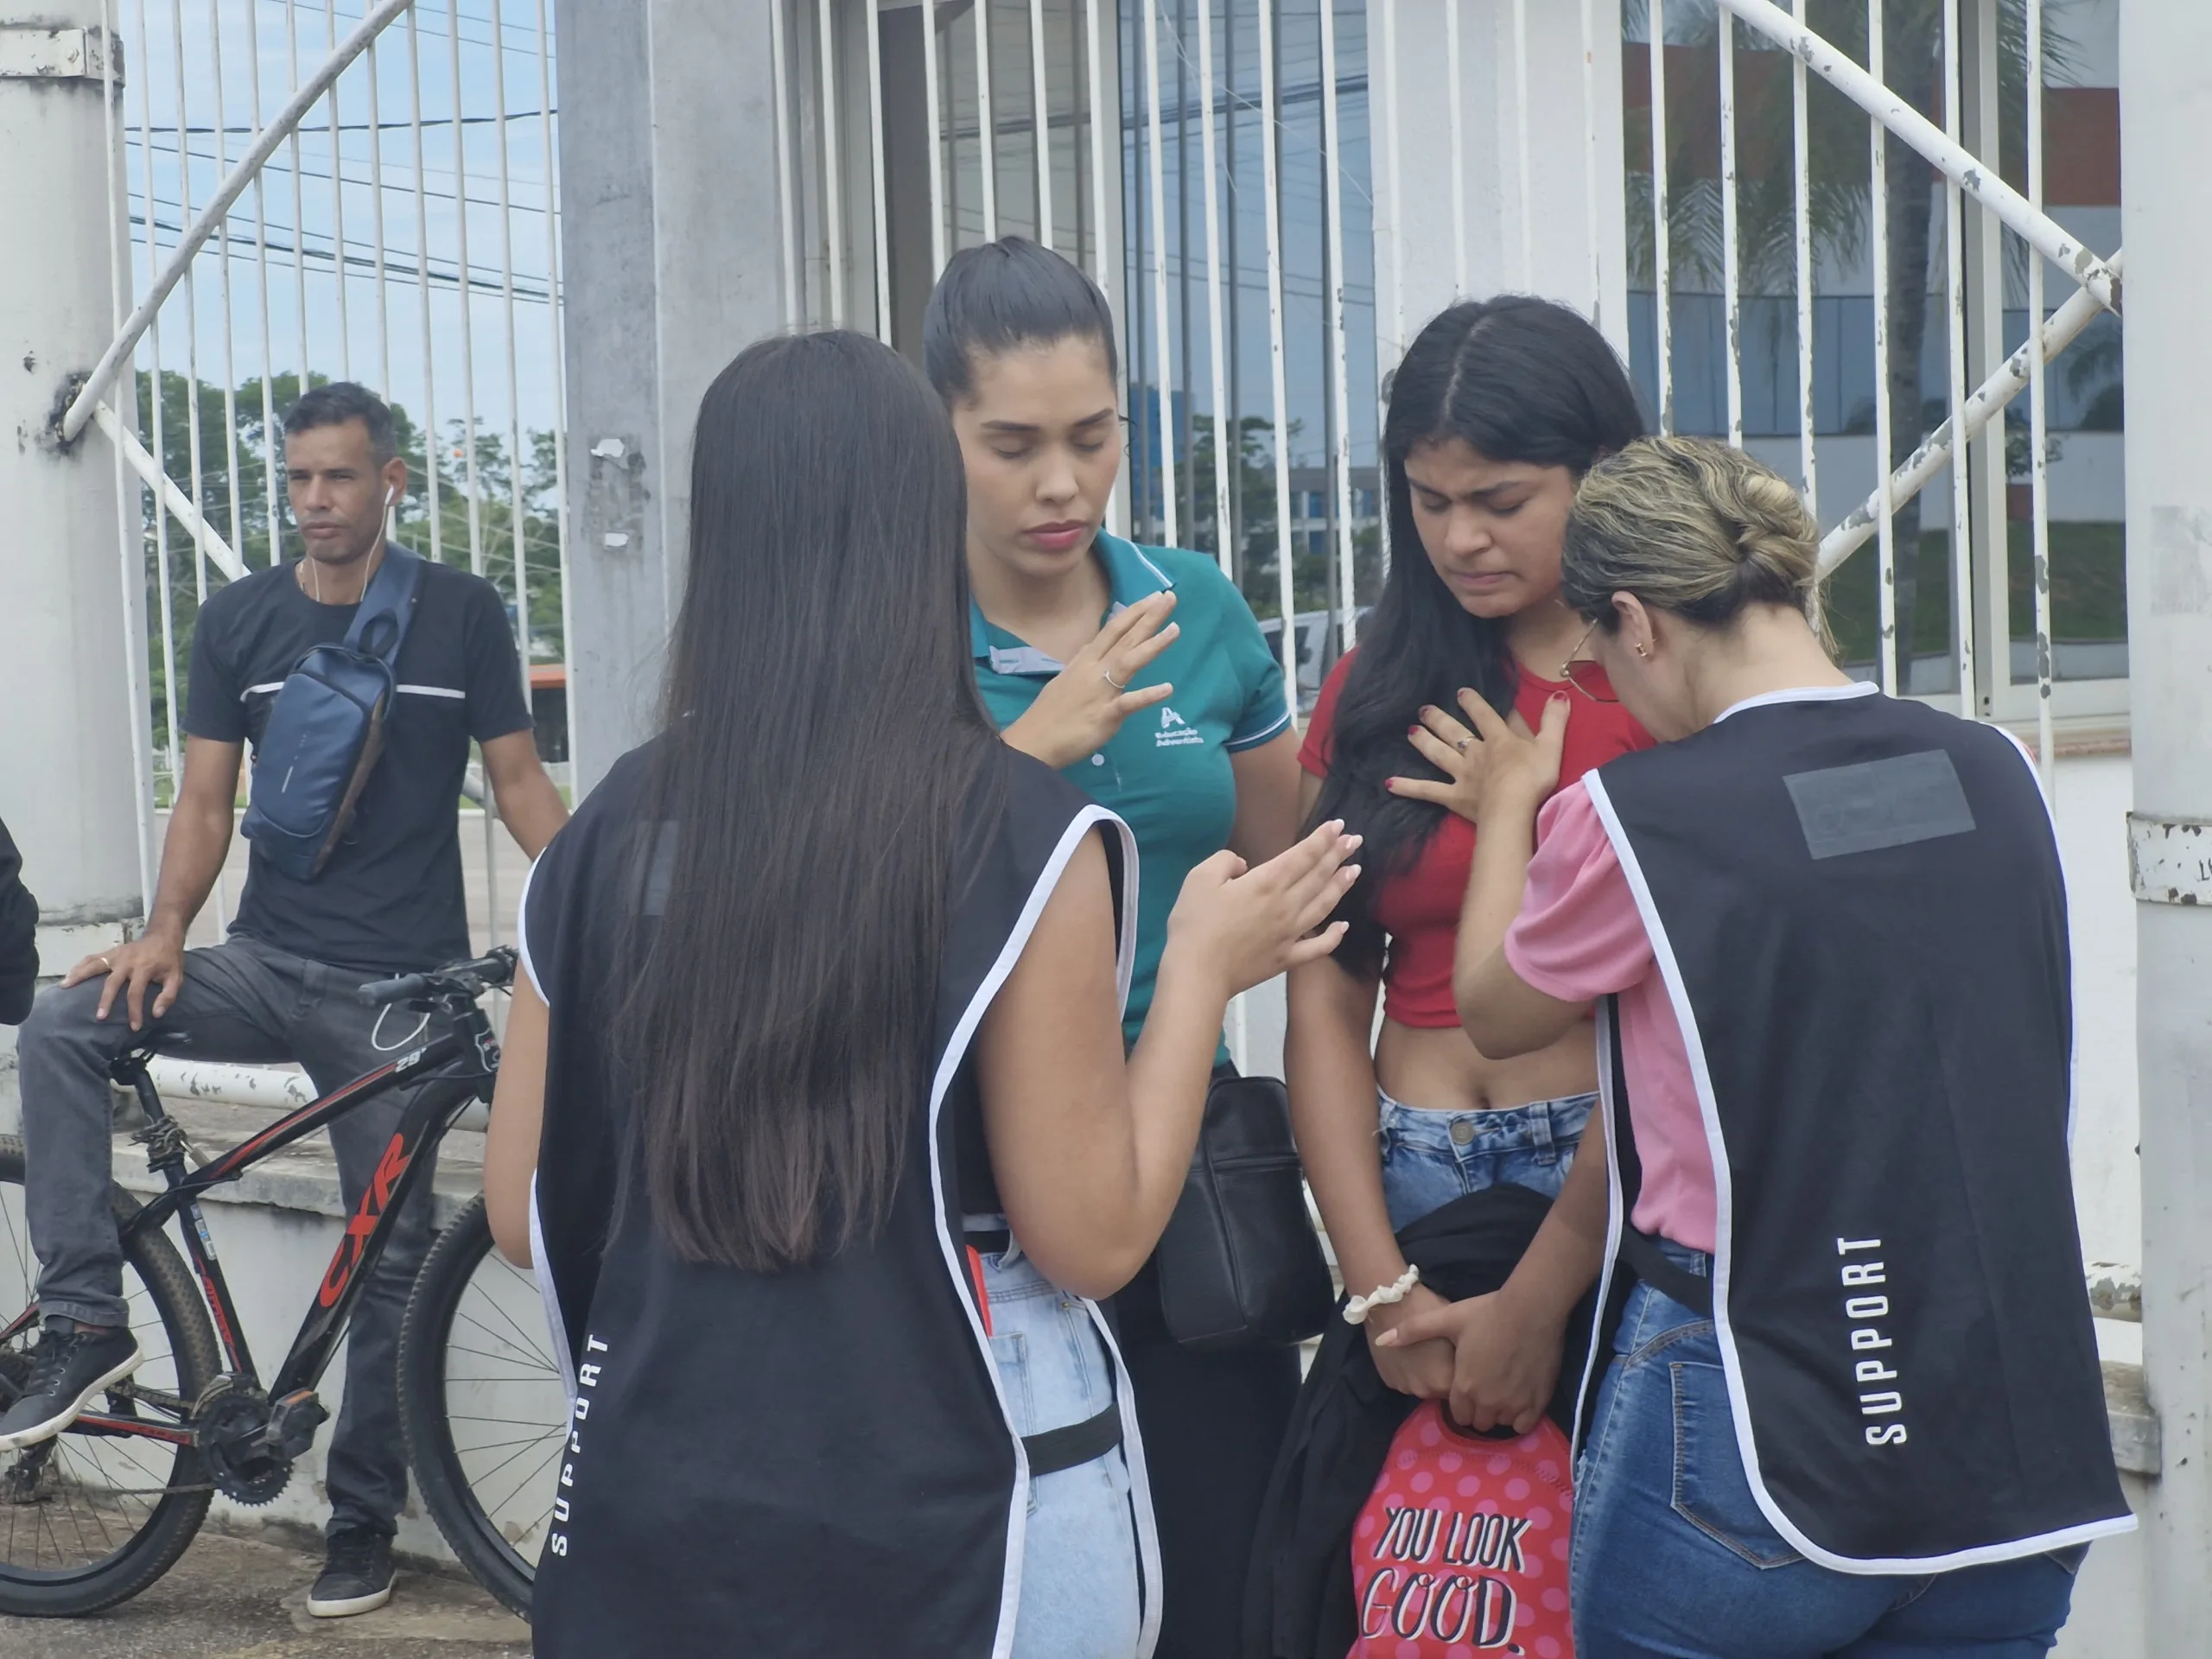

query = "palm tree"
[{"left": 1627, "top": 0, "right": 2070, "bottom": 690}]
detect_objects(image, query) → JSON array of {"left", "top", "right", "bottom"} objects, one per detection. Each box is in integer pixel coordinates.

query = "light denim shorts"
[
  {"left": 1376, "top": 1087, "right": 1595, "bottom": 1234},
  {"left": 979, "top": 1244, "right": 1143, "bottom": 1659}
]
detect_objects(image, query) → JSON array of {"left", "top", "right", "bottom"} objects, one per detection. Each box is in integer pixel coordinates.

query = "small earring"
[{"left": 1633, "top": 643, "right": 1649, "bottom": 659}]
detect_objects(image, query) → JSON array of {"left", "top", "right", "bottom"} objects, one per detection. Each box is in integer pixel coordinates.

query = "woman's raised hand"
[
  {"left": 1385, "top": 690, "right": 1571, "bottom": 823},
  {"left": 1002, "top": 591, "right": 1180, "bottom": 771},
  {"left": 1164, "top": 821, "right": 1362, "bottom": 1001}
]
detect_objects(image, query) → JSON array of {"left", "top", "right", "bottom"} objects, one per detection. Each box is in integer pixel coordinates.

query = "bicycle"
[{"left": 0, "top": 947, "right": 569, "bottom": 1618}]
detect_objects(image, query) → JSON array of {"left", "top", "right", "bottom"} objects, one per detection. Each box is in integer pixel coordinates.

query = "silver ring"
[
  {"left": 1454, "top": 738, "right": 1471, "bottom": 754},
  {"left": 1103, "top": 670, "right": 1129, "bottom": 691},
  {"left": 97, "top": 955, "right": 113, "bottom": 971}
]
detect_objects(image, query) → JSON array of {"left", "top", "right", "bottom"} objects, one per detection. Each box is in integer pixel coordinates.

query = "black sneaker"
[
  {"left": 308, "top": 1526, "right": 395, "bottom": 1618},
  {"left": 0, "top": 1320, "right": 142, "bottom": 1452}
]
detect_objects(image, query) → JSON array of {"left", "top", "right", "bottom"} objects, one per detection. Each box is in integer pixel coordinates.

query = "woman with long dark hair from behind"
[
  {"left": 1287, "top": 296, "right": 1649, "bottom": 1431},
  {"left": 924, "top": 238, "right": 1307, "bottom": 1657},
  {"left": 480, "top": 331, "right": 1360, "bottom": 1656}
]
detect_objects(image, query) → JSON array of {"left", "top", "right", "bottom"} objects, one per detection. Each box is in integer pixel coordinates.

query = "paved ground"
[{"left": 0, "top": 1526, "right": 530, "bottom": 1657}]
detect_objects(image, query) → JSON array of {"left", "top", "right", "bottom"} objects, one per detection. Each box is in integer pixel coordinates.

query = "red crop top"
[{"left": 1297, "top": 649, "right": 1655, "bottom": 1028}]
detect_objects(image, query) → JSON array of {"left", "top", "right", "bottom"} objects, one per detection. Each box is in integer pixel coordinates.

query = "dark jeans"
[
  {"left": 1110, "top": 1257, "right": 1300, "bottom": 1659},
  {"left": 1571, "top": 1243, "right": 2086, "bottom": 1657},
  {"left": 16, "top": 935, "right": 442, "bottom": 1540}
]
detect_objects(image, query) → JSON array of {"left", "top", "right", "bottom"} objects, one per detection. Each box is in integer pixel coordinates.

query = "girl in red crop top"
[{"left": 1286, "top": 296, "right": 1652, "bottom": 1428}]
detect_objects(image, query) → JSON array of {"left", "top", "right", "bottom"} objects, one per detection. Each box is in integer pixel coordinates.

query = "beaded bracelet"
[{"left": 1342, "top": 1265, "right": 1421, "bottom": 1325}]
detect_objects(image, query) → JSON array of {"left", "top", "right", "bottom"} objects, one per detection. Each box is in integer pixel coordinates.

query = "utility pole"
[
  {"left": 551, "top": 0, "right": 790, "bottom": 798},
  {"left": 2120, "top": 0, "right": 2212, "bottom": 1644},
  {"left": 0, "top": 10, "right": 149, "bottom": 999}
]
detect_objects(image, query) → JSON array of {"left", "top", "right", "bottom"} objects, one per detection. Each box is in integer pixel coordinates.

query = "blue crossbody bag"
[{"left": 240, "top": 545, "right": 423, "bottom": 880}]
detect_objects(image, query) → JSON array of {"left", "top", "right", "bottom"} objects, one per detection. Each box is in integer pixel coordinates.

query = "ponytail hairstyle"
[
  {"left": 618, "top": 330, "right": 1002, "bottom": 1272},
  {"left": 1562, "top": 436, "right": 1830, "bottom": 643},
  {"left": 923, "top": 235, "right": 1120, "bottom": 404},
  {"left": 1308, "top": 296, "right": 1644, "bottom": 977}
]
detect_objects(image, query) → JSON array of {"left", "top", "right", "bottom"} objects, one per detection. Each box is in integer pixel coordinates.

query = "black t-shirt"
[{"left": 185, "top": 552, "right": 531, "bottom": 975}]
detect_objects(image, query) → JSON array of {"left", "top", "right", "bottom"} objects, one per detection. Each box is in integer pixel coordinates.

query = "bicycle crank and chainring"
[{"left": 192, "top": 1376, "right": 291, "bottom": 1506}]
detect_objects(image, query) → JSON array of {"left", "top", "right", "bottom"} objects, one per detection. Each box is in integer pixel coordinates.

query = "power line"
[{"left": 132, "top": 211, "right": 556, "bottom": 302}]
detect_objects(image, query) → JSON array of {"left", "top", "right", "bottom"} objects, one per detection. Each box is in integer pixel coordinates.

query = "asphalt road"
[{"left": 0, "top": 1526, "right": 531, "bottom": 1657}]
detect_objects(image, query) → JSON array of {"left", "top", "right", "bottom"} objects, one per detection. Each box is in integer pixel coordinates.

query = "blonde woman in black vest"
[{"left": 1381, "top": 438, "right": 2128, "bottom": 1655}]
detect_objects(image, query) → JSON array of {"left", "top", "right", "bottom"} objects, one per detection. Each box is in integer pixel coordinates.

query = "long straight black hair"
[
  {"left": 619, "top": 331, "right": 1002, "bottom": 1271},
  {"left": 1308, "top": 296, "right": 1645, "bottom": 976}
]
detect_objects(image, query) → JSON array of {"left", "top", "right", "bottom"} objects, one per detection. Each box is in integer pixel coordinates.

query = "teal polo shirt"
[{"left": 972, "top": 532, "right": 1294, "bottom": 1052}]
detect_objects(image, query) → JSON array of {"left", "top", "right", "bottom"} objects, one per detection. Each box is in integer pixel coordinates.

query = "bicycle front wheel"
[
  {"left": 0, "top": 1136, "right": 220, "bottom": 1616},
  {"left": 399, "top": 1193, "right": 569, "bottom": 1620}
]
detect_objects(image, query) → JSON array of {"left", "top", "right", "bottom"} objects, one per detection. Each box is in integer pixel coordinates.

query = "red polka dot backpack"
[{"left": 1347, "top": 1402, "right": 1576, "bottom": 1657}]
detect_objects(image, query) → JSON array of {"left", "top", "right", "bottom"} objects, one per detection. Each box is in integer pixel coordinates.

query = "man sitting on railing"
[{"left": 2, "top": 382, "right": 568, "bottom": 1619}]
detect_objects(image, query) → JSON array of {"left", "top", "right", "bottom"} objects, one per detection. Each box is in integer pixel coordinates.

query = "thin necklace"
[{"left": 300, "top": 537, "right": 384, "bottom": 606}]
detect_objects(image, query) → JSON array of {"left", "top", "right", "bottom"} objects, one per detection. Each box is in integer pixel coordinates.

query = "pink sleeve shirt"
[{"left": 1503, "top": 781, "right": 1719, "bottom": 1254}]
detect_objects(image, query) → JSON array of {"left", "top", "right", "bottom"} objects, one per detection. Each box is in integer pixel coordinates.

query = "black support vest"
[
  {"left": 1579, "top": 685, "right": 2131, "bottom": 1572},
  {"left": 518, "top": 740, "right": 1156, "bottom": 1656}
]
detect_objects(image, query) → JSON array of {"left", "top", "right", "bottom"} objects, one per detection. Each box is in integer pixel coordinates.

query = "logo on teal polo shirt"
[{"left": 1154, "top": 706, "right": 1204, "bottom": 749}]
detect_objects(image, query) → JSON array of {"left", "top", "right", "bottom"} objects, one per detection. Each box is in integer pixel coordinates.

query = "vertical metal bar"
[
  {"left": 1084, "top": 0, "right": 1109, "bottom": 296},
  {"left": 1868, "top": 1, "right": 1897, "bottom": 695},
  {"left": 536, "top": 0, "right": 569, "bottom": 677},
  {"left": 445, "top": 0, "right": 498, "bottom": 943},
  {"left": 1198, "top": 0, "right": 1232, "bottom": 576},
  {"left": 1649, "top": 0, "right": 1672, "bottom": 434},
  {"left": 1174, "top": 0, "right": 1192, "bottom": 547},
  {"left": 1511, "top": 0, "right": 1532, "bottom": 289},
  {"left": 976, "top": 0, "right": 999, "bottom": 240},
  {"left": 450, "top": 0, "right": 485, "bottom": 588},
  {"left": 1942, "top": 0, "right": 1975, "bottom": 710},
  {"left": 926, "top": 0, "right": 948, "bottom": 274},
  {"left": 817, "top": 0, "right": 845, "bottom": 327},
  {"left": 1029, "top": 0, "right": 1053, "bottom": 249},
  {"left": 771, "top": 0, "right": 801, "bottom": 323},
  {"left": 287, "top": 0, "right": 310, "bottom": 386},
  {"left": 866, "top": 0, "right": 892, "bottom": 336},
  {"left": 1319, "top": 0, "right": 1356, "bottom": 648},
  {"left": 99, "top": 0, "right": 155, "bottom": 902},
  {"left": 1581, "top": 0, "right": 1601, "bottom": 329},
  {"left": 365, "top": 0, "right": 392, "bottom": 397},
  {"left": 1141, "top": 0, "right": 1178, "bottom": 548},
  {"left": 245, "top": 0, "right": 280, "bottom": 569},
  {"left": 1380, "top": 0, "right": 1404, "bottom": 359},
  {"left": 207, "top": 0, "right": 244, "bottom": 563},
  {"left": 1718, "top": 8, "right": 1743, "bottom": 448},
  {"left": 1258, "top": 0, "right": 1295, "bottom": 713},
  {"left": 407, "top": 1, "right": 445, "bottom": 571},
  {"left": 169, "top": 0, "right": 207, "bottom": 620},
  {"left": 1446, "top": 0, "right": 1465, "bottom": 296},
  {"left": 136, "top": 0, "right": 180, "bottom": 790},
  {"left": 1790, "top": 0, "right": 1817, "bottom": 520},
  {"left": 492, "top": 0, "right": 533, "bottom": 691},
  {"left": 2026, "top": 0, "right": 2052, "bottom": 790},
  {"left": 325, "top": 1, "right": 351, "bottom": 379}
]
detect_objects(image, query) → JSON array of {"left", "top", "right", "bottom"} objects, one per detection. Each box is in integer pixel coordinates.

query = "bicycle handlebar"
[{"left": 356, "top": 945, "right": 518, "bottom": 1007}]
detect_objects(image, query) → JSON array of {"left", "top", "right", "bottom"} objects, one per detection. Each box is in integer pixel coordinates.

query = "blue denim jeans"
[
  {"left": 981, "top": 1246, "right": 1143, "bottom": 1659},
  {"left": 1571, "top": 1241, "right": 2086, "bottom": 1658},
  {"left": 1376, "top": 1088, "right": 1593, "bottom": 1233}
]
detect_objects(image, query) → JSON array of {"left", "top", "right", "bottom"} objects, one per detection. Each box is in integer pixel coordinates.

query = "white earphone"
[{"left": 385, "top": 486, "right": 397, "bottom": 507}]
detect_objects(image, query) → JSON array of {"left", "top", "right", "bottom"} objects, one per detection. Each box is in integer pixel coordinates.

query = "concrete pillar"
[
  {"left": 2119, "top": 0, "right": 2212, "bottom": 1642},
  {"left": 551, "top": 0, "right": 790, "bottom": 798},
  {"left": 0, "top": 12, "right": 149, "bottom": 967},
  {"left": 1366, "top": 0, "right": 1631, "bottom": 368}
]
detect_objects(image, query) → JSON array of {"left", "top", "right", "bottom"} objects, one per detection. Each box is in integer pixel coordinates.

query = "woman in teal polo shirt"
[{"left": 926, "top": 237, "right": 1301, "bottom": 1657}]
